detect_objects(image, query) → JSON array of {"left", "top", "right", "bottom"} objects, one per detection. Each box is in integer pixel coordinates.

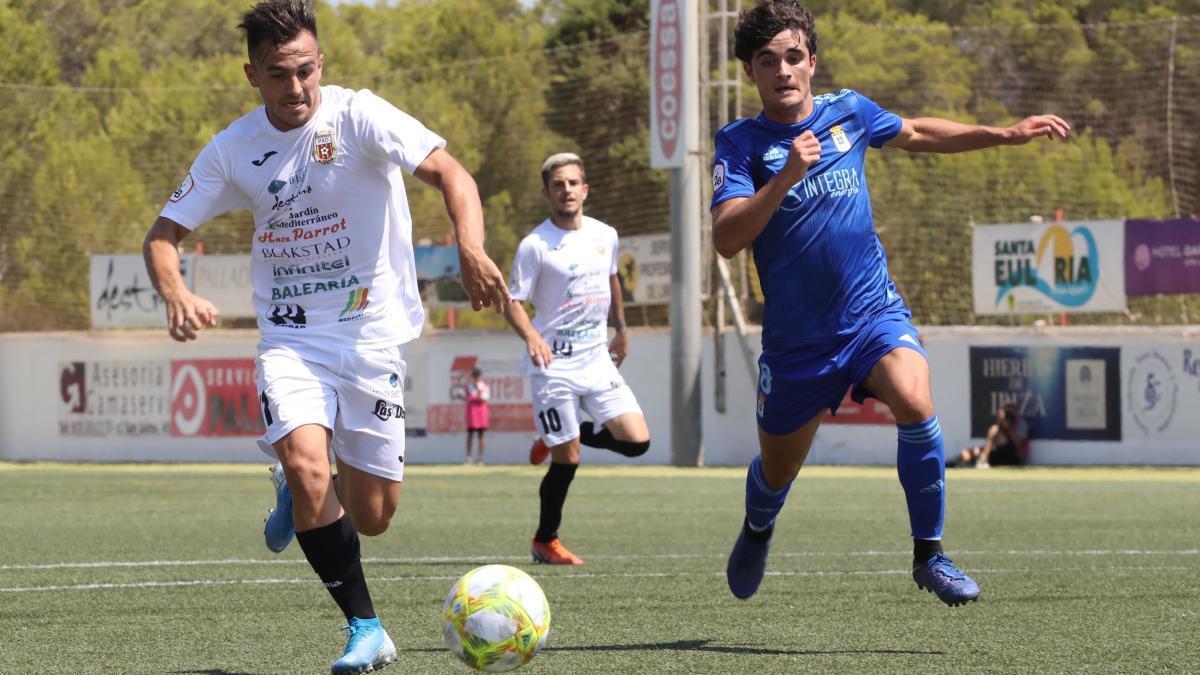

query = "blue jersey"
[{"left": 711, "top": 89, "right": 904, "bottom": 351}]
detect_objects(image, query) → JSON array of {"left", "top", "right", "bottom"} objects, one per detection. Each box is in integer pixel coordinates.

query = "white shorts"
[
  {"left": 256, "top": 340, "right": 408, "bottom": 481},
  {"left": 529, "top": 349, "right": 643, "bottom": 447}
]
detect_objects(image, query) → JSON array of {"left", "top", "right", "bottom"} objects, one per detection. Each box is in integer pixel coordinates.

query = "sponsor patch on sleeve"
[
  {"left": 169, "top": 173, "right": 194, "bottom": 203},
  {"left": 712, "top": 161, "right": 725, "bottom": 193}
]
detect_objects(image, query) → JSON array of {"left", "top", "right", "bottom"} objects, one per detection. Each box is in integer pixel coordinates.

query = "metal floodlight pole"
[
  {"left": 671, "top": 0, "right": 703, "bottom": 466},
  {"left": 651, "top": 0, "right": 703, "bottom": 466}
]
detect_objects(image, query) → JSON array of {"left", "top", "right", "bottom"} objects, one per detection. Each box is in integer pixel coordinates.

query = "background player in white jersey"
[
  {"left": 504, "top": 153, "right": 651, "bottom": 565},
  {"left": 141, "top": 1, "right": 509, "bottom": 672}
]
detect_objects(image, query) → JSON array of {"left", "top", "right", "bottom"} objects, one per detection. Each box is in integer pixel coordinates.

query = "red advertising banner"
[
  {"left": 428, "top": 354, "right": 534, "bottom": 433},
  {"left": 427, "top": 403, "right": 535, "bottom": 434},
  {"left": 649, "top": 0, "right": 685, "bottom": 168},
  {"left": 171, "top": 359, "right": 265, "bottom": 437}
]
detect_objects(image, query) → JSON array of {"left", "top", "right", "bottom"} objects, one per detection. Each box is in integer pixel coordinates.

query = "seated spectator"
[{"left": 948, "top": 403, "right": 1028, "bottom": 468}]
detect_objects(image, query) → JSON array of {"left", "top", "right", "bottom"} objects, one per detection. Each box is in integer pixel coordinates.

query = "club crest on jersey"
[
  {"left": 313, "top": 129, "right": 337, "bottom": 164},
  {"left": 830, "top": 125, "right": 852, "bottom": 152}
]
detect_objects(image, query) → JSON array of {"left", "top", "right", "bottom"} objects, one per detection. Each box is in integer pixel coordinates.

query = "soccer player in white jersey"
[
  {"left": 504, "top": 153, "right": 652, "bottom": 566},
  {"left": 141, "top": 2, "right": 509, "bottom": 672}
]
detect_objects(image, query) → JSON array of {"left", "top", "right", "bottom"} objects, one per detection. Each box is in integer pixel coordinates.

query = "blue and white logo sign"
[
  {"left": 1127, "top": 350, "right": 1177, "bottom": 435},
  {"left": 972, "top": 220, "right": 1126, "bottom": 316}
]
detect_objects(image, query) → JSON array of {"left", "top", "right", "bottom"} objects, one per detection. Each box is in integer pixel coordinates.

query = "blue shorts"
[{"left": 756, "top": 306, "right": 926, "bottom": 436}]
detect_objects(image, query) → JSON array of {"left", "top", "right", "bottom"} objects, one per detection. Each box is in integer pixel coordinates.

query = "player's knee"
[
  {"left": 352, "top": 512, "right": 392, "bottom": 537},
  {"left": 890, "top": 396, "right": 935, "bottom": 424},
  {"left": 617, "top": 439, "right": 650, "bottom": 457}
]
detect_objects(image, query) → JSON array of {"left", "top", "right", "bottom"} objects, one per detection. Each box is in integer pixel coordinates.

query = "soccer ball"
[{"left": 442, "top": 564, "right": 551, "bottom": 672}]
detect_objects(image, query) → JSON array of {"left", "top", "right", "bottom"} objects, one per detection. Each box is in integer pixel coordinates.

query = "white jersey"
[
  {"left": 161, "top": 85, "right": 445, "bottom": 349},
  {"left": 509, "top": 216, "right": 619, "bottom": 376}
]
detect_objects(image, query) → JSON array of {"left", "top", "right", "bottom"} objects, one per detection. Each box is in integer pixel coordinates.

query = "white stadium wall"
[{"left": 2, "top": 326, "right": 1198, "bottom": 465}]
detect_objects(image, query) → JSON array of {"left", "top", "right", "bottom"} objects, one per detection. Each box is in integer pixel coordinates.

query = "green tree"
[{"left": 541, "top": 0, "right": 669, "bottom": 237}]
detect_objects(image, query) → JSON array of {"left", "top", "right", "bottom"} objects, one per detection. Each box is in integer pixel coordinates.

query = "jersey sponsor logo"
[
  {"left": 285, "top": 166, "right": 307, "bottom": 187},
  {"left": 554, "top": 318, "right": 602, "bottom": 342},
  {"left": 781, "top": 167, "right": 862, "bottom": 211},
  {"left": 270, "top": 274, "right": 360, "bottom": 301},
  {"left": 371, "top": 399, "right": 405, "bottom": 421},
  {"left": 762, "top": 146, "right": 786, "bottom": 162},
  {"left": 258, "top": 217, "right": 347, "bottom": 244},
  {"left": 339, "top": 287, "right": 369, "bottom": 317},
  {"left": 272, "top": 255, "right": 351, "bottom": 281},
  {"left": 169, "top": 173, "right": 194, "bottom": 203},
  {"left": 271, "top": 184, "right": 313, "bottom": 211},
  {"left": 268, "top": 179, "right": 286, "bottom": 194},
  {"left": 251, "top": 150, "right": 278, "bottom": 167},
  {"left": 712, "top": 162, "right": 725, "bottom": 192},
  {"left": 267, "top": 208, "right": 339, "bottom": 231},
  {"left": 550, "top": 340, "right": 574, "bottom": 358},
  {"left": 830, "top": 125, "right": 852, "bottom": 152},
  {"left": 259, "top": 236, "right": 352, "bottom": 259},
  {"left": 313, "top": 129, "right": 336, "bottom": 164},
  {"left": 266, "top": 303, "right": 306, "bottom": 327},
  {"left": 899, "top": 333, "right": 920, "bottom": 346}
]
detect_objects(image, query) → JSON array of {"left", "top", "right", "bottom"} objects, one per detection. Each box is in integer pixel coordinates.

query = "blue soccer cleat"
[
  {"left": 726, "top": 519, "right": 772, "bottom": 600},
  {"left": 913, "top": 552, "right": 981, "bottom": 607},
  {"left": 263, "top": 462, "right": 295, "bottom": 553},
  {"left": 331, "top": 616, "right": 397, "bottom": 674}
]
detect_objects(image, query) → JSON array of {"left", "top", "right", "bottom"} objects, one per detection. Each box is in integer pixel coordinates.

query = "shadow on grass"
[{"left": 407, "top": 639, "right": 944, "bottom": 657}]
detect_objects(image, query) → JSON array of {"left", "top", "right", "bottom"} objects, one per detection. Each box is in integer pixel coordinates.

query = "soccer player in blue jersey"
[{"left": 713, "top": 0, "right": 1069, "bottom": 606}]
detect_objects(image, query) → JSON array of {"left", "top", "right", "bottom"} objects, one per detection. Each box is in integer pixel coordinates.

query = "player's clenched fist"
[{"left": 782, "top": 130, "right": 821, "bottom": 183}]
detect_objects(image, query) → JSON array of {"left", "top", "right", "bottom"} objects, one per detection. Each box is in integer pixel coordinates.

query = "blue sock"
[
  {"left": 745, "top": 455, "right": 792, "bottom": 532},
  {"left": 896, "top": 416, "right": 946, "bottom": 540}
]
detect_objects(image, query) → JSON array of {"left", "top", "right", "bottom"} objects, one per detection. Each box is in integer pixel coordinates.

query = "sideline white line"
[
  {"left": 0, "top": 565, "right": 1193, "bottom": 594},
  {"left": 2, "top": 549, "right": 1197, "bottom": 571}
]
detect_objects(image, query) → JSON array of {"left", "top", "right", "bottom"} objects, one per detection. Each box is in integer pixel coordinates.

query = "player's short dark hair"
[
  {"left": 733, "top": 0, "right": 818, "bottom": 64},
  {"left": 540, "top": 153, "right": 586, "bottom": 188},
  {"left": 238, "top": 0, "right": 318, "bottom": 62}
]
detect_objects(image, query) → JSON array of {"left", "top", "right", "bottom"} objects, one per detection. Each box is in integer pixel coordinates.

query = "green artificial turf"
[{"left": 1, "top": 463, "right": 1196, "bottom": 674}]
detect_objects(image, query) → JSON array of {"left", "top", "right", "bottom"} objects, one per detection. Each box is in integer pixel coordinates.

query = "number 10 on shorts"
[{"left": 537, "top": 407, "right": 562, "bottom": 434}]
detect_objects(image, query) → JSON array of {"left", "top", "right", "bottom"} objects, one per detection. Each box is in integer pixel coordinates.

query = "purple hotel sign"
[{"left": 1125, "top": 219, "right": 1200, "bottom": 295}]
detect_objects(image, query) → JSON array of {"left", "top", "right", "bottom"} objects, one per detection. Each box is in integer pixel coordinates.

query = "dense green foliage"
[{"left": 0, "top": 0, "right": 1196, "bottom": 330}]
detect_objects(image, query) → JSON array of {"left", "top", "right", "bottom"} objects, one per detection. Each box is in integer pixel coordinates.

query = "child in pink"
[{"left": 464, "top": 367, "right": 490, "bottom": 464}]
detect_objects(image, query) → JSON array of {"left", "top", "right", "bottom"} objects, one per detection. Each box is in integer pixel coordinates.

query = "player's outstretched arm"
[
  {"left": 887, "top": 114, "right": 1070, "bottom": 154},
  {"left": 502, "top": 301, "right": 553, "bottom": 369},
  {"left": 607, "top": 274, "right": 629, "bottom": 367},
  {"left": 712, "top": 130, "right": 821, "bottom": 258},
  {"left": 413, "top": 148, "right": 510, "bottom": 313},
  {"left": 143, "top": 216, "right": 219, "bottom": 342}
]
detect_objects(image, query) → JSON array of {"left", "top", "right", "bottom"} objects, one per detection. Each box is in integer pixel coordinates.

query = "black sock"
[
  {"left": 295, "top": 516, "right": 376, "bottom": 621},
  {"left": 579, "top": 422, "right": 651, "bottom": 457},
  {"left": 743, "top": 517, "right": 774, "bottom": 543},
  {"left": 534, "top": 462, "right": 578, "bottom": 542},
  {"left": 913, "top": 538, "right": 944, "bottom": 566}
]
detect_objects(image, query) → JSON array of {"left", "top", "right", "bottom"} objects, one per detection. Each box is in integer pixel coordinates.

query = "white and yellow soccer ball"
[{"left": 442, "top": 564, "right": 551, "bottom": 672}]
